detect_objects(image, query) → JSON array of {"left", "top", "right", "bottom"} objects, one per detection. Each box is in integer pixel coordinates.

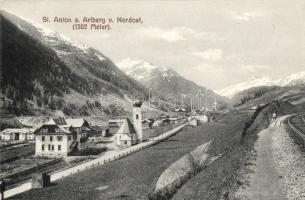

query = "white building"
[
  {"left": 48, "top": 118, "right": 89, "bottom": 150},
  {"left": 116, "top": 101, "right": 143, "bottom": 146},
  {"left": 0, "top": 128, "right": 35, "bottom": 141},
  {"left": 194, "top": 114, "right": 209, "bottom": 123},
  {"left": 189, "top": 118, "right": 198, "bottom": 126},
  {"left": 133, "top": 101, "right": 143, "bottom": 143},
  {"left": 34, "top": 118, "right": 89, "bottom": 157},
  {"left": 116, "top": 118, "right": 137, "bottom": 147},
  {"left": 34, "top": 124, "right": 78, "bottom": 157}
]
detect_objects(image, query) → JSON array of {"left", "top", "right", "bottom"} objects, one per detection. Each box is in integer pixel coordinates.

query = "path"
[{"left": 236, "top": 116, "right": 289, "bottom": 200}]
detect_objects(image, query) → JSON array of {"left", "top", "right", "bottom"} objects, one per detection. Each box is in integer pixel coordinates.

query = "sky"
[{"left": 1, "top": 0, "right": 305, "bottom": 90}]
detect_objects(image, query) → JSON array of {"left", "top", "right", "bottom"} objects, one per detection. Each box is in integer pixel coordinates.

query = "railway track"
[{"left": 288, "top": 114, "right": 305, "bottom": 146}]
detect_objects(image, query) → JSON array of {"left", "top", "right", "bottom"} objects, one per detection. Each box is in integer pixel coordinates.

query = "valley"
[{"left": 1, "top": 5, "right": 305, "bottom": 200}]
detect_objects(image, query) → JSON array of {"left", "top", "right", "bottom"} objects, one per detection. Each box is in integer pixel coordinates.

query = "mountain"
[
  {"left": 275, "top": 71, "right": 305, "bottom": 86},
  {"left": 117, "top": 58, "right": 229, "bottom": 110},
  {"left": 0, "top": 10, "right": 147, "bottom": 116},
  {"left": 217, "top": 76, "right": 275, "bottom": 99},
  {"left": 217, "top": 72, "right": 305, "bottom": 98},
  {"left": 230, "top": 84, "right": 305, "bottom": 111}
]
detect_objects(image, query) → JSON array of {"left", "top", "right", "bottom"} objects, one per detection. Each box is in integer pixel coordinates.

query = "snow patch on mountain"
[
  {"left": 217, "top": 71, "right": 305, "bottom": 98},
  {"left": 95, "top": 52, "right": 105, "bottom": 61},
  {"left": 117, "top": 58, "right": 175, "bottom": 81},
  {"left": 217, "top": 76, "right": 275, "bottom": 98},
  {"left": 4, "top": 9, "right": 90, "bottom": 53},
  {"left": 274, "top": 71, "right": 305, "bottom": 86}
]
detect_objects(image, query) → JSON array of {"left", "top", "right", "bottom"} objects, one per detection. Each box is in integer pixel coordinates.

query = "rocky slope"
[
  {"left": 117, "top": 58, "right": 229, "bottom": 110},
  {"left": 0, "top": 10, "right": 147, "bottom": 116}
]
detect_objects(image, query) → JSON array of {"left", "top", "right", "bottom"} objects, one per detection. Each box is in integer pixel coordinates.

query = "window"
[
  {"left": 136, "top": 114, "right": 139, "bottom": 119},
  {"left": 50, "top": 136, "right": 53, "bottom": 141},
  {"left": 42, "top": 145, "right": 45, "bottom": 151},
  {"left": 58, "top": 145, "right": 61, "bottom": 151},
  {"left": 42, "top": 136, "right": 45, "bottom": 141},
  {"left": 68, "top": 135, "right": 71, "bottom": 140},
  {"left": 124, "top": 141, "right": 127, "bottom": 145},
  {"left": 57, "top": 136, "right": 63, "bottom": 141},
  {"left": 48, "top": 144, "right": 51, "bottom": 150},
  {"left": 51, "top": 145, "right": 54, "bottom": 150}
]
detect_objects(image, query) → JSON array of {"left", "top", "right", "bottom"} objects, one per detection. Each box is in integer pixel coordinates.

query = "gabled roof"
[
  {"left": 49, "top": 118, "right": 89, "bottom": 128},
  {"left": 116, "top": 118, "right": 136, "bottom": 135},
  {"left": 120, "top": 134, "right": 133, "bottom": 141},
  {"left": 89, "top": 126, "right": 108, "bottom": 132},
  {"left": 34, "top": 124, "right": 73, "bottom": 135},
  {"left": 133, "top": 101, "right": 142, "bottom": 107},
  {"left": 2, "top": 128, "right": 35, "bottom": 134},
  {"left": 142, "top": 119, "right": 153, "bottom": 123}
]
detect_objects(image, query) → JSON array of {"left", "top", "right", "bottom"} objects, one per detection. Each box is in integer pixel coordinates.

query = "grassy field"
[
  {"left": 172, "top": 101, "right": 299, "bottom": 200},
  {"left": 10, "top": 111, "right": 251, "bottom": 200}
]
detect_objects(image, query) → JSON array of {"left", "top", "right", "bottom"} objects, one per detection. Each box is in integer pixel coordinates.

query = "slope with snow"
[
  {"left": 217, "top": 72, "right": 305, "bottom": 98},
  {"left": 117, "top": 58, "right": 229, "bottom": 108},
  {"left": 0, "top": 10, "right": 147, "bottom": 115},
  {"left": 117, "top": 58, "right": 176, "bottom": 82},
  {"left": 217, "top": 76, "right": 275, "bottom": 98}
]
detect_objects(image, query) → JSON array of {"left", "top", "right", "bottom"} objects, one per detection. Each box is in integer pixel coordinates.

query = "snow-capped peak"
[
  {"left": 216, "top": 76, "right": 274, "bottom": 98},
  {"left": 117, "top": 58, "right": 174, "bottom": 81},
  {"left": 274, "top": 71, "right": 305, "bottom": 86},
  {"left": 117, "top": 58, "right": 158, "bottom": 71},
  {"left": 217, "top": 71, "right": 305, "bottom": 98}
]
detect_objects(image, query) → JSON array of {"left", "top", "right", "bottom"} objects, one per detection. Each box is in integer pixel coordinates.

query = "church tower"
[{"left": 133, "top": 101, "right": 143, "bottom": 143}]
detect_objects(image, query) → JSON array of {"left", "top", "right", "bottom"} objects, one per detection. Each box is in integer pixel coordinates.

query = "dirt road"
[{"left": 236, "top": 116, "right": 289, "bottom": 200}]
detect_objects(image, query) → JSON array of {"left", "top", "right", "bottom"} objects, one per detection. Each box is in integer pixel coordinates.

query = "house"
[
  {"left": 189, "top": 118, "right": 198, "bottom": 126},
  {"left": 142, "top": 119, "right": 154, "bottom": 129},
  {"left": 109, "top": 118, "right": 125, "bottom": 135},
  {"left": 87, "top": 126, "right": 110, "bottom": 142},
  {"left": 175, "top": 108, "right": 186, "bottom": 116},
  {"left": 161, "top": 118, "right": 171, "bottom": 126},
  {"left": 169, "top": 117, "right": 179, "bottom": 124},
  {"left": 116, "top": 101, "right": 143, "bottom": 146},
  {"left": 193, "top": 114, "right": 209, "bottom": 124},
  {"left": 250, "top": 105, "right": 259, "bottom": 111},
  {"left": 48, "top": 118, "right": 89, "bottom": 150},
  {"left": 0, "top": 128, "right": 35, "bottom": 141},
  {"left": 152, "top": 119, "right": 163, "bottom": 127},
  {"left": 34, "top": 118, "right": 90, "bottom": 157},
  {"left": 34, "top": 124, "right": 78, "bottom": 157},
  {"left": 116, "top": 118, "right": 137, "bottom": 147},
  {"left": 158, "top": 114, "right": 170, "bottom": 120}
]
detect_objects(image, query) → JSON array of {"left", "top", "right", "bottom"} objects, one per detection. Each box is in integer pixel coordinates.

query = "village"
[{"left": 0, "top": 100, "right": 216, "bottom": 192}]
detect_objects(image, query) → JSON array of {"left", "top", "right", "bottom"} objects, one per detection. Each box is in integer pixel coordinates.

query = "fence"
[
  {"left": 4, "top": 124, "right": 185, "bottom": 198},
  {"left": 4, "top": 158, "right": 62, "bottom": 186},
  {"left": 50, "top": 124, "right": 185, "bottom": 181},
  {"left": 287, "top": 114, "right": 305, "bottom": 147}
]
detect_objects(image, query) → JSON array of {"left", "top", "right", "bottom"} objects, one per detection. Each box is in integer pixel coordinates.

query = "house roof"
[
  {"left": 2, "top": 128, "right": 35, "bottom": 134},
  {"left": 133, "top": 101, "right": 142, "bottom": 107},
  {"left": 142, "top": 119, "right": 153, "bottom": 123},
  {"left": 49, "top": 118, "right": 89, "bottom": 128},
  {"left": 116, "top": 118, "right": 136, "bottom": 135},
  {"left": 34, "top": 124, "right": 73, "bottom": 135},
  {"left": 120, "top": 134, "right": 133, "bottom": 141},
  {"left": 159, "top": 114, "right": 170, "bottom": 119},
  {"left": 89, "top": 126, "right": 108, "bottom": 132}
]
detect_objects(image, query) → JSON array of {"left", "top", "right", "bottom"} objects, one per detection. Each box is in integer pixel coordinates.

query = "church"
[{"left": 116, "top": 101, "right": 143, "bottom": 147}]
